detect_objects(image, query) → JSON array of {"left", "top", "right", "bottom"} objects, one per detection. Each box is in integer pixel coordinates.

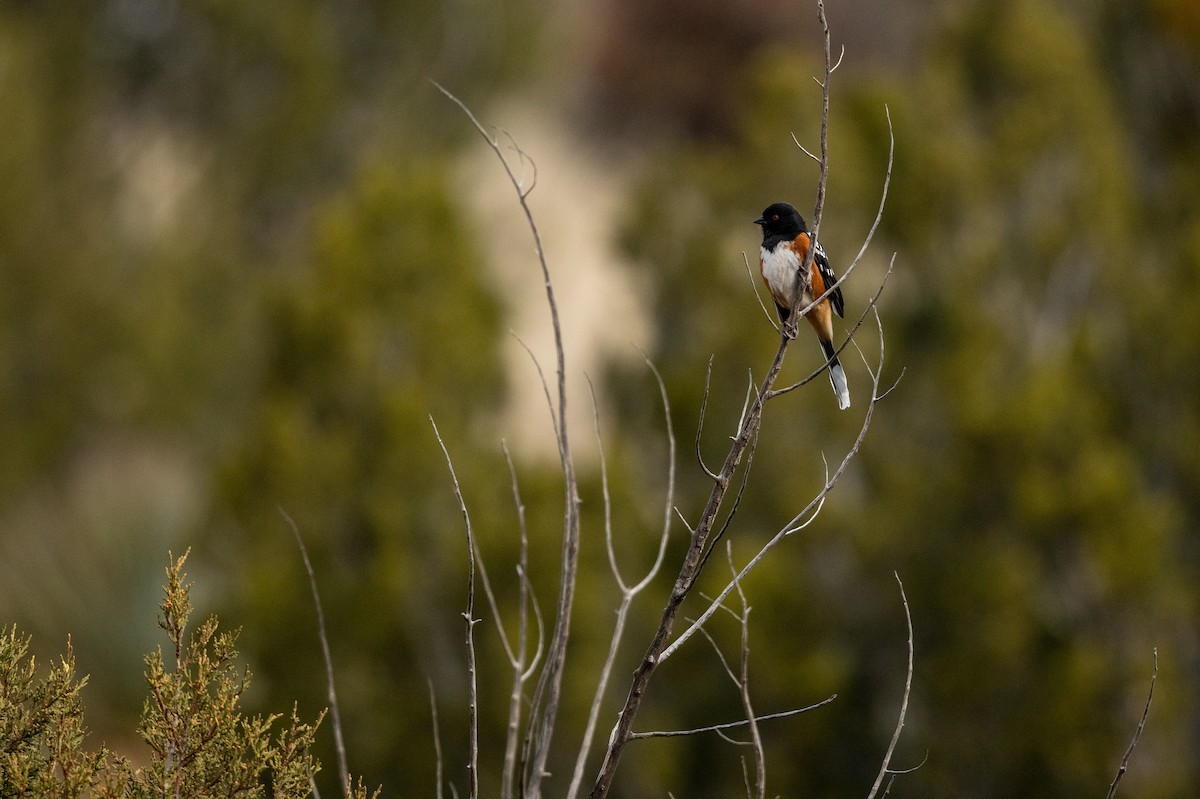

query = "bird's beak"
[{"left": 753, "top": 216, "right": 766, "bottom": 226}]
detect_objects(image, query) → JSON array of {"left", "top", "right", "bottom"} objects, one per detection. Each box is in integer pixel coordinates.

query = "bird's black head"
[{"left": 753, "top": 202, "right": 807, "bottom": 240}]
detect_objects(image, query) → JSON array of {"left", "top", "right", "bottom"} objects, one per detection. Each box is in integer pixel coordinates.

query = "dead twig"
[
  {"left": 866, "top": 573, "right": 915, "bottom": 799},
  {"left": 628, "top": 697, "right": 837, "bottom": 740},
  {"left": 433, "top": 81, "right": 582, "bottom": 799},
  {"left": 431, "top": 418, "right": 480, "bottom": 799},
  {"left": 1105, "top": 648, "right": 1159, "bottom": 799},
  {"left": 728, "top": 544, "right": 765, "bottom": 799},
  {"left": 565, "top": 360, "right": 677, "bottom": 799},
  {"left": 589, "top": 4, "right": 853, "bottom": 794},
  {"left": 280, "top": 508, "right": 349, "bottom": 796}
]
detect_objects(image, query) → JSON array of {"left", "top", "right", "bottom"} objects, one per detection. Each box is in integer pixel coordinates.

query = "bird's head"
[{"left": 754, "top": 202, "right": 807, "bottom": 238}]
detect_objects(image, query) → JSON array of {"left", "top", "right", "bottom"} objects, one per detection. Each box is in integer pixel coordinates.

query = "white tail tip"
[{"left": 830, "top": 363, "right": 850, "bottom": 410}]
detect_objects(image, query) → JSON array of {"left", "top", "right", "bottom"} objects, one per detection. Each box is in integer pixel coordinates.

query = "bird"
[{"left": 754, "top": 201, "right": 850, "bottom": 410}]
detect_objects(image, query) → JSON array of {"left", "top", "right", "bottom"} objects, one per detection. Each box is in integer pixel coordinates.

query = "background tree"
[{"left": 1, "top": 0, "right": 1198, "bottom": 797}]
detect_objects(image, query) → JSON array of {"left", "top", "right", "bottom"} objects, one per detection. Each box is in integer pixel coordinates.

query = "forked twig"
[
  {"left": 432, "top": 81, "right": 582, "bottom": 799},
  {"left": 565, "top": 360, "right": 677, "bottom": 799},
  {"left": 661, "top": 305, "right": 886, "bottom": 663},
  {"left": 588, "top": 3, "right": 868, "bottom": 795}
]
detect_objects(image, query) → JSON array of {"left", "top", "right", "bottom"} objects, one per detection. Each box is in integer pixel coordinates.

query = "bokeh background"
[{"left": 2, "top": 0, "right": 1199, "bottom": 796}]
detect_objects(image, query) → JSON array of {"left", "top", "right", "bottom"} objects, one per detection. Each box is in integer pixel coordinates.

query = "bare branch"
[
  {"left": 770, "top": 258, "right": 894, "bottom": 398},
  {"left": 791, "top": 132, "right": 820, "bottom": 164},
  {"left": 696, "top": 356, "right": 719, "bottom": 481},
  {"left": 662, "top": 306, "right": 887, "bottom": 663},
  {"left": 279, "top": 508, "right": 350, "bottom": 795},
  {"left": 697, "top": 422, "right": 762, "bottom": 576},
  {"left": 1106, "top": 648, "right": 1159, "bottom": 799},
  {"left": 566, "top": 359, "right": 678, "bottom": 799},
  {"left": 500, "top": 441, "right": 534, "bottom": 799},
  {"left": 628, "top": 698, "right": 837, "bottom": 740},
  {"left": 629, "top": 355, "right": 678, "bottom": 596},
  {"left": 431, "top": 417, "right": 480, "bottom": 799},
  {"left": 729, "top": 544, "right": 765, "bottom": 799},
  {"left": 866, "top": 573, "right": 914, "bottom": 799},
  {"left": 782, "top": 0, "right": 834, "bottom": 340},
  {"left": 517, "top": 564, "right": 547, "bottom": 682},
  {"left": 511, "top": 332, "right": 560, "bottom": 444},
  {"left": 831, "top": 44, "right": 846, "bottom": 73},
  {"left": 589, "top": 376, "right": 625, "bottom": 591},
  {"left": 588, "top": 5, "right": 848, "bottom": 791},
  {"left": 783, "top": 104, "right": 894, "bottom": 349},
  {"left": 433, "top": 81, "right": 581, "bottom": 799}
]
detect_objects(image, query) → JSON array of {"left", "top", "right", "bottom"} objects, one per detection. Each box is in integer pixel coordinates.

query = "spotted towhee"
[{"left": 755, "top": 201, "right": 850, "bottom": 410}]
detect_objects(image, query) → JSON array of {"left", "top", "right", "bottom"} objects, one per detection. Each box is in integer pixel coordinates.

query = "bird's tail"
[{"left": 818, "top": 339, "right": 851, "bottom": 410}]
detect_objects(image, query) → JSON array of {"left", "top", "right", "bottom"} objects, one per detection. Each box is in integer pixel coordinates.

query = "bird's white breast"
[{"left": 760, "top": 245, "right": 811, "bottom": 305}]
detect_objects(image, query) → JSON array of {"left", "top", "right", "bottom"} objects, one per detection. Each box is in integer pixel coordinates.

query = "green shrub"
[{"left": 1, "top": 552, "right": 323, "bottom": 799}]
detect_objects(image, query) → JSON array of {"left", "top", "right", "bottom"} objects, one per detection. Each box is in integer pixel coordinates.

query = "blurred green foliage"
[{"left": 1, "top": 0, "right": 1199, "bottom": 797}]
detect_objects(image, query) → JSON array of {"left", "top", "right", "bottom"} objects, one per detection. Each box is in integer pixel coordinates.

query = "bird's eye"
[{"left": 771, "top": 214, "right": 779, "bottom": 221}]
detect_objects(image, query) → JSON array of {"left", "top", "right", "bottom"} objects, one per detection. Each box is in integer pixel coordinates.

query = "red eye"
[{"left": 771, "top": 214, "right": 779, "bottom": 221}]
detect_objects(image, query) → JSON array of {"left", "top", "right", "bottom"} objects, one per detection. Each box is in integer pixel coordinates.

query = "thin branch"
[
  {"left": 500, "top": 441, "right": 535, "bottom": 799},
  {"left": 729, "top": 544, "right": 765, "bottom": 799},
  {"left": 661, "top": 306, "right": 887, "bottom": 663},
  {"left": 566, "top": 358, "right": 677, "bottom": 799},
  {"left": 628, "top": 356, "right": 678, "bottom": 596},
  {"left": 885, "top": 752, "right": 929, "bottom": 777},
  {"left": 696, "top": 624, "right": 739, "bottom": 686},
  {"left": 511, "top": 332, "right": 559, "bottom": 440},
  {"left": 1106, "top": 648, "right": 1159, "bottom": 799},
  {"left": 791, "top": 132, "right": 820, "bottom": 165},
  {"left": 865, "top": 573, "right": 914, "bottom": 799},
  {"left": 696, "top": 356, "right": 719, "bottom": 481},
  {"left": 590, "top": 375, "right": 625, "bottom": 591},
  {"left": 831, "top": 43, "right": 846, "bottom": 73},
  {"left": 628, "top": 697, "right": 837, "bottom": 740},
  {"left": 517, "top": 564, "right": 547, "bottom": 682},
  {"left": 431, "top": 417, "right": 480, "bottom": 799},
  {"left": 697, "top": 421, "right": 762, "bottom": 576},
  {"left": 279, "top": 508, "right": 349, "bottom": 795},
  {"left": 433, "top": 81, "right": 581, "bottom": 799},
  {"left": 770, "top": 257, "right": 894, "bottom": 398},
  {"left": 589, "top": 331, "right": 794, "bottom": 797},
  {"left": 782, "top": 0, "right": 834, "bottom": 340},
  {"left": 588, "top": 4, "right": 841, "bottom": 791},
  {"left": 781, "top": 104, "right": 894, "bottom": 352}
]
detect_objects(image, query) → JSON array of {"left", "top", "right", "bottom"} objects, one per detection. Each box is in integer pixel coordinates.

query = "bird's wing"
[{"left": 812, "top": 240, "right": 844, "bottom": 318}]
